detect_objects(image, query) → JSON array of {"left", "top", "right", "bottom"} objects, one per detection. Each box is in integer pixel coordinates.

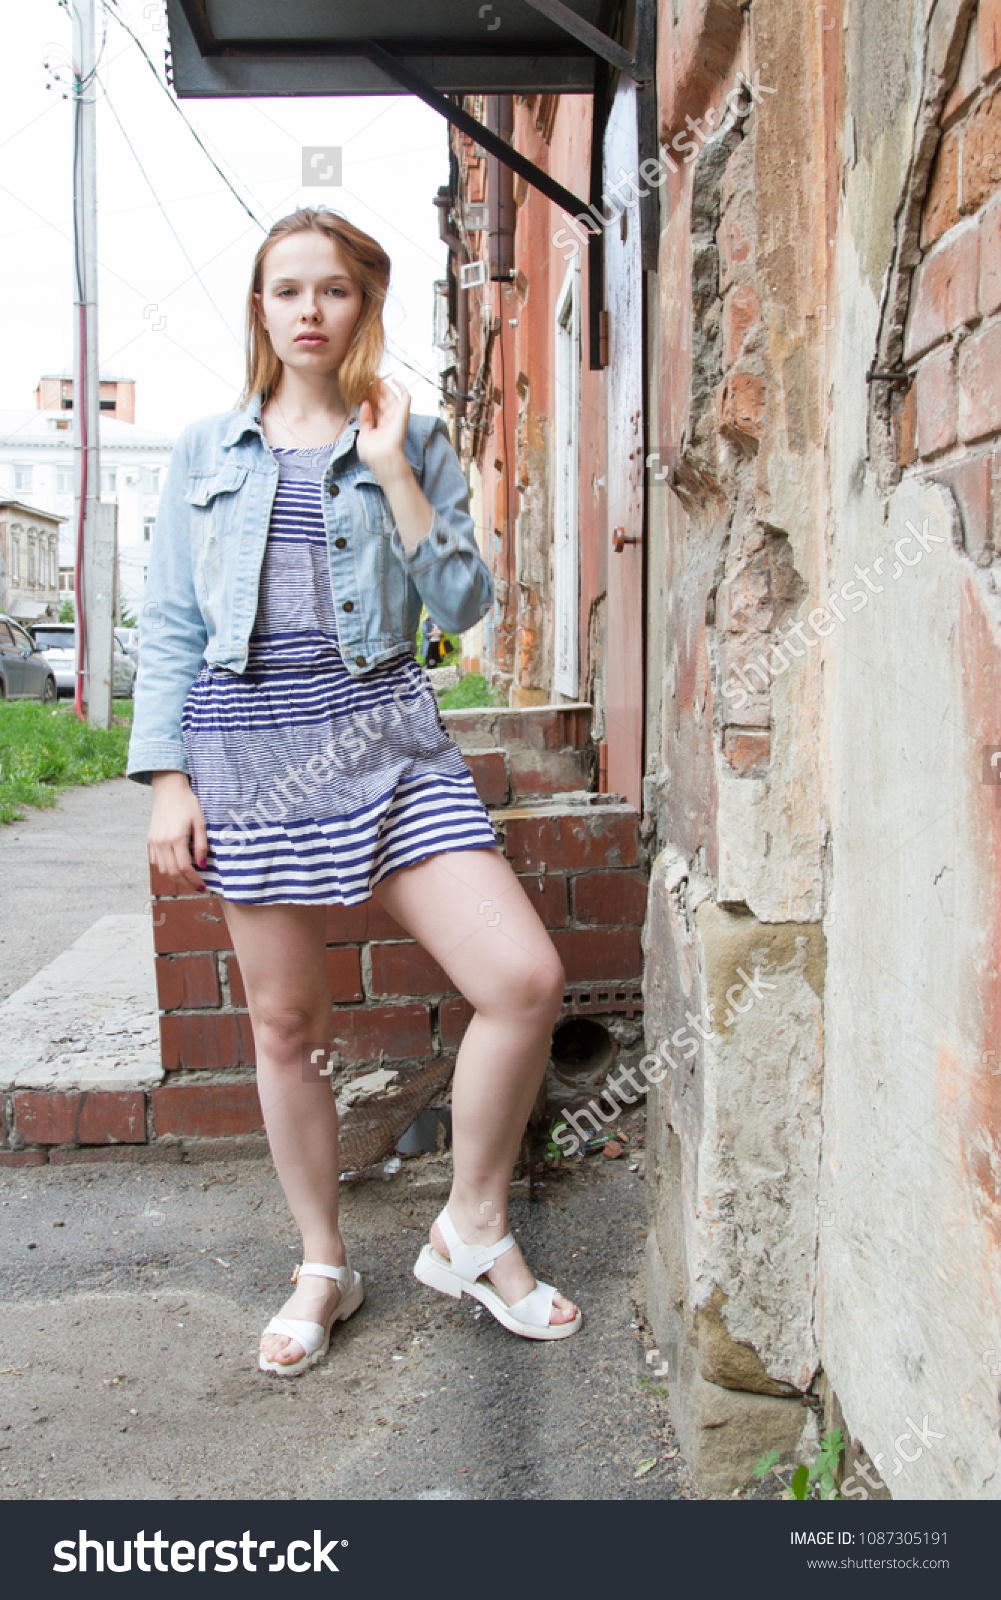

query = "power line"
[
  {"left": 102, "top": 0, "right": 269, "bottom": 231},
  {"left": 98, "top": 77, "right": 243, "bottom": 349}
]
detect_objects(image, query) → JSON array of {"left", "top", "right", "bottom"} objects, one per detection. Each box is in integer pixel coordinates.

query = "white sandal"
[
  {"left": 413, "top": 1206, "right": 581, "bottom": 1341},
  {"left": 258, "top": 1259, "right": 364, "bottom": 1376}
]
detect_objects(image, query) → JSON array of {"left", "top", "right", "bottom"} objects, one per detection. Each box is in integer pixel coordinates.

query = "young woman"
[{"left": 127, "top": 208, "right": 581, "bottom": 1374}]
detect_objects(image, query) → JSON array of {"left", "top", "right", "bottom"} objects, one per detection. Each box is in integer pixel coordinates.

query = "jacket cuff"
[
  {"left": 126, "top": 739, "right": 190, "bottom": 786},
  {"left": 390, "top": 508, "right": 457, "bottom": 573}
]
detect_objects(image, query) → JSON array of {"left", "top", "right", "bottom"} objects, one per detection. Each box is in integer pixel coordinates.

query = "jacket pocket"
[{"left": 185, "top": 465, "right": 250, "bottom": 548}]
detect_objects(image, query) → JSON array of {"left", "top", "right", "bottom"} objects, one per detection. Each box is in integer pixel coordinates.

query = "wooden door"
[{"left": 603, "top": 78, "right": 645, "bottom": 810}]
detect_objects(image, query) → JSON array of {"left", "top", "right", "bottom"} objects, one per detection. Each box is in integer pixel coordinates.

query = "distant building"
[
  {"left": 0, "top": 500, "right": 64, "bottom": 621},
  {"left": 0, "top": 371, "right": 175, "bottom": 616}
]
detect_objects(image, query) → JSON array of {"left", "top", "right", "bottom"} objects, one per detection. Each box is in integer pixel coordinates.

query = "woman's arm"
[
  {"left": 357, "top": 381, "right": 494, "bottom": 635},
  {"left": 126, "top": 424, "right": 209, "bottom": 785}
]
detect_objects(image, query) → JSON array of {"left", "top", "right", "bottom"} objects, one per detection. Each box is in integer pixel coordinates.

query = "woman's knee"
[
  {"left": 489, "top": 954, "right": 566, "bottom": 1025},
  {"left": 252, "top": 999, "right": 327, "bottom": 1059}
]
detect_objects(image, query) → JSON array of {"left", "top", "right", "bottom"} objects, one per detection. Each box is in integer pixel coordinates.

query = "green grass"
[
  {"left": 0, "top": 699, "right": 134, "bottom": 825},
  {"left": 436, "top": 672, "right": 507, "bottom": 711}
]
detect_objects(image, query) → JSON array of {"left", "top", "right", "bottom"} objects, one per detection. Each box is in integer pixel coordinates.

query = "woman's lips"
[{"left": 295, "top": 335, "right": 327, "bottom": 344}]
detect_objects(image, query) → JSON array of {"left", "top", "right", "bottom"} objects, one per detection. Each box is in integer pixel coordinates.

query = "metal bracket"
[
  {"left": 519, "top": 0, "right": 646, "bottom": 84},
  {"left": 358, "top": 40, "right": 589, "bottom": 219}
]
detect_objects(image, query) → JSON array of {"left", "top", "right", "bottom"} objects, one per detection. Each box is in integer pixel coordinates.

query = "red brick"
[
  {"left": 943, "top": 16, "right": 980, "bottom": 122},
  {"left": 329, "top": 1003, "right": 432, "bottom": 1063},
  {"left": 0, "top": 1097, "right": 7, "bottom": 1147},
  {"left": 895, "top": 381, "right": 918, "bottom": 467},
  {"left": 922, "top": 128, "right": 962, "bottom": 250},
  {"left": 958, "top": 320, "right": 1001, "bottom": 440},
  {"left": 369, "top": 942, "right": 456, "bottom": 998},
  {"left": 153, "top": 896, "right": 230, "bottom": 954},
  {"left": 324, "top": 899, "right": 405, "bottom": 943},
  {"left": 722, "top": 283, "right": 761, "bottom": 367},
  {"left": 718, "top": 369, "right": 766, "bottom": 450},
  {"left": 160, "top": 1012, "right": 255, "bottom": 1070},
  {"left": 517, "top": 872, "right": 569, "bottom": 927},
  {"left": 503, "top": 810, "right": 639, "bottom": 873},
  {"left": 12, "top": 1090, "right": 146, "bottom": 1146},
  {"left": 0, "top": 1149, "right": 48, "bottom": 1167},
  {"left": 572, "top": 871, "right": 649, "bottom": 927},
  {"left": 464, "top": 749, "right": 508, "bottom": 807},
  {"left": 148, "top": 864, "right": 199, "bottom": 898},
  {"left": 915, "top": 344, "right": 957, "bottom": 455},
  {"left": 155, "top": 953, "right": 221, "bottom": 1011},
  {"left": 933, "top": 452, "right": 992, "bottom": 557},
  {"left": 981, "top": 0, "right": 1001, "bottom": 77},
  {"left": 961, "top": 88, "right": 1001, "bottom": 215},
  {"left": 151, "top": 1081, "right": 264, "bottom": 1139},
  {"left": 905, "top": 222, "right": 980, "bottom": 362},
  {"left": 507, "top": 749, "right": 590, "bottom": 797},
  {"left": 721, "top": 729, "right": 772, "bottom": 778},
  {"left": 549, "top": 928, "right": 643, "bottom": 983},
  {"left": 440, "top": 996, "right": 474, "bottom": 1048},
  {"left": 979, "top": 192, "right": 1001, "bottom": 315}
]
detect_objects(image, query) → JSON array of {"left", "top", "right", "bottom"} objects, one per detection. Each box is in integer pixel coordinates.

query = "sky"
[{"left": 0, "top": 0, "right": 451, "bottom": 438}]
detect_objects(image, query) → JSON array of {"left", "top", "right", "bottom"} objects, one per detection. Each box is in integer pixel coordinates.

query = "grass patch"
[
  {"left": 436, "top": 672, "right": 506, "bottom": 711},
  {"left": 0, "top": 699, "right": 134, "bottom": 825}
]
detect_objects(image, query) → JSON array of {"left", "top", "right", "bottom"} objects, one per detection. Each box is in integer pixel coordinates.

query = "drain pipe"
[{"left": 484, "top": 95, "right": 515, "bottom": 283}]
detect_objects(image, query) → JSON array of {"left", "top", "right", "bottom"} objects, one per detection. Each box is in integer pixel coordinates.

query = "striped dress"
[{"left": 180, "top": 441, "right": 498, "bottom": 904}]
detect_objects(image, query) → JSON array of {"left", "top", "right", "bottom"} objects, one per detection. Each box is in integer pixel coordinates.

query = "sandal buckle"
[{"left": 291, "top": 1264, "right": 300, "bottom": 1285}]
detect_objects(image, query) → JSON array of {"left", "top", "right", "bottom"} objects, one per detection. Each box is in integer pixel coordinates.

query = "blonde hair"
[{"left": 239, "top": 207, "right": 391, "bottom": 411}]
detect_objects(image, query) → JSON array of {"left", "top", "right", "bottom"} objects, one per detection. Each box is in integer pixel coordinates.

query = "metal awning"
[
  {"left": 165, "top": 1, "right": 647, "bottom": 219},
  {"left": 166, "top": 1, "right": 635, "bottom": 97}
]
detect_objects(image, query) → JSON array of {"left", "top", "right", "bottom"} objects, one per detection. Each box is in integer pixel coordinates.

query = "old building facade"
[{"left": 439, "top": 0, "right": 1001, "bottom": 1497}]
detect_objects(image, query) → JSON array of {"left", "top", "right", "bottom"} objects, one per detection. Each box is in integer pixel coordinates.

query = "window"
[
  {"left": 101, "top": 467, "right": 117, "bottom": 496},
  {"left": 28, "top": 540, "right": 36, "bottom": 585},
  {"left": 56, "top": 467, "right": 73, "bottom": 494},
  {"left": 143, "top": 517, "right": 155, "bottom": 542},
  {"left": 0, "top": 621, "right": 12, "bottom": 645},
  {"left": 553, "top": 259, "right": 582, "bottom": 698},
  {"left": 141, "top": 466, "right": 160, "bottom": 494},
  {"left": 11, "top": 536, "right": 19, "bottom": 583},
  {"left": 49, "top": 545, "right": 57, "bottom": 588},
  {"left": 9, "top": 619, "right": 32, "bottom": 651},
  {"left": 13, "top": 464, "right": 32, "bottom": 494}
]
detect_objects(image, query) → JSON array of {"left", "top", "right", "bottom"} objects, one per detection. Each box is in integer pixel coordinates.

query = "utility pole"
[{"left": 72, "top": 0, "right": 114, "bottom": 726}]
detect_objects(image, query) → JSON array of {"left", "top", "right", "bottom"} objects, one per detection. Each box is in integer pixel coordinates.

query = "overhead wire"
[
  {"left": 103, "top": 0, "right": 269, "bottom": 231},
  {"left": 97, "top": 76, "right": 243, "bottom": 349}
]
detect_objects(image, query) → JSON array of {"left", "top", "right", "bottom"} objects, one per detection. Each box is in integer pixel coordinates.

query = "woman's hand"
[
  {"left": 356, "top": 376, "right": 411, "bottom": 486},
  {"left": 149, "top": 771, "right": 209, "bottom": 893}
]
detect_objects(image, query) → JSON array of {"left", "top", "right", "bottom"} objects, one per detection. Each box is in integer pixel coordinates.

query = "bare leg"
[
  {"left": 221, "top": 900, "right": 346, "bottom": 1365},
  {"left": 374, "top": 847, "right": 577, "bottom": 1325}
]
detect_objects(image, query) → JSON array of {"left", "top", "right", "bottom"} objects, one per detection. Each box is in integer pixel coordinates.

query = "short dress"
[{"left": 180, "top": 440, "right": 498, "bottom": 903}]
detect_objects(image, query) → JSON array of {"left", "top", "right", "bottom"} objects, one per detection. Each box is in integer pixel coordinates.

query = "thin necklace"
[{"left": 272, "top": 390, "right": 349, "bottom": 449}]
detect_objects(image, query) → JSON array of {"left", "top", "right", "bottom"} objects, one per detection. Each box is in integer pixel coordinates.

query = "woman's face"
[{"left": 254, "top": 230, "right": 364, "bottom": 383}]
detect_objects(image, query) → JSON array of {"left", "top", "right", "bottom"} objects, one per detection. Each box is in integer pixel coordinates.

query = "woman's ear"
[{"left": 252, "top": 290, "right": 266, "bottom": 330}]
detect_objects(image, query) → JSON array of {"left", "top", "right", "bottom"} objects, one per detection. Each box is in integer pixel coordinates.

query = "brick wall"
[
  {"left": 897, "top": 1, "right": 1001, "bottom": 561},
  {"left": 2, "top": 705, "right": 645, "bottom": 1162}
]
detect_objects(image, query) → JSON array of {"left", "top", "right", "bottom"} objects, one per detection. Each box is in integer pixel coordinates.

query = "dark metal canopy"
[{"left": 166, "top": 1, "right": 636, "bottom": 98}]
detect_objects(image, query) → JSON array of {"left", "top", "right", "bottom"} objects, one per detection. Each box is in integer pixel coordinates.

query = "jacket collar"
[{"left": 220, "top": 389, "right": 423, "bottom": 470}]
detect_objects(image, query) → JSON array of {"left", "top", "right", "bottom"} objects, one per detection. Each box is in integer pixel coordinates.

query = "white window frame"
[
  {"left": 553, "top": 257, "right": 582, "bottom": 699},
  {"left": 13, "top": 464, "right": 32, "bottom": 494}
]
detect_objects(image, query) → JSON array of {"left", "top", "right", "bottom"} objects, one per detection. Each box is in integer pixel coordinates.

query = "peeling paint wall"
[{"left": 644, "top": 0, "right": 1001, "bottom": 1497}]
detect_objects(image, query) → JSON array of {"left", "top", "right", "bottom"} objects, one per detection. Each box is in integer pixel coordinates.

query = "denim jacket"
[{"left": 126, "top": 392, "right": 493, "bottom": 784}]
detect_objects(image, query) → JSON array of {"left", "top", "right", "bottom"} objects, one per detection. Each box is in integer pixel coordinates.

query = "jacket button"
[
  {"left": 342, "top": 600, "right": 354, "bottom": 612},
  {"left": 354, "top": 655, "right": 366, "bottom": 667},
  {"left": 334, "top": 536, "right": 347, "bottom": 549},
  {"left": 328, "top": 482, "right": 340, "bottom": 497},
  {"left": 436, "top": 531, "right": 448, "bottom": 545}
]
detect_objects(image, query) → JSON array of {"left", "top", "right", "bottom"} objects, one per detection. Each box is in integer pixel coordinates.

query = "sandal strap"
[
  {"left": 505, "top": 1280, "right": 557, "bottom": 1328},
  {"left": 291, "top": 1260, "right": 352, "bottom": 1285},
  {"left": 436, "top": 1206, "right": 515, "bottom": 1282},
  {"left": 262, "top": 1315, "right": 325, "bottom": 1355}
]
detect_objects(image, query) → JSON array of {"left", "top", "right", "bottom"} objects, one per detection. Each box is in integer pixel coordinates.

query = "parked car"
[
  {"left": 30, "top": 623, "right": 136, "bottom": 699},
  {"left": 115, "top": 627, "right": 140, "bottom": 669},
  {"left": 0, "top": 614, "right": 58, "bottom": 701}
]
